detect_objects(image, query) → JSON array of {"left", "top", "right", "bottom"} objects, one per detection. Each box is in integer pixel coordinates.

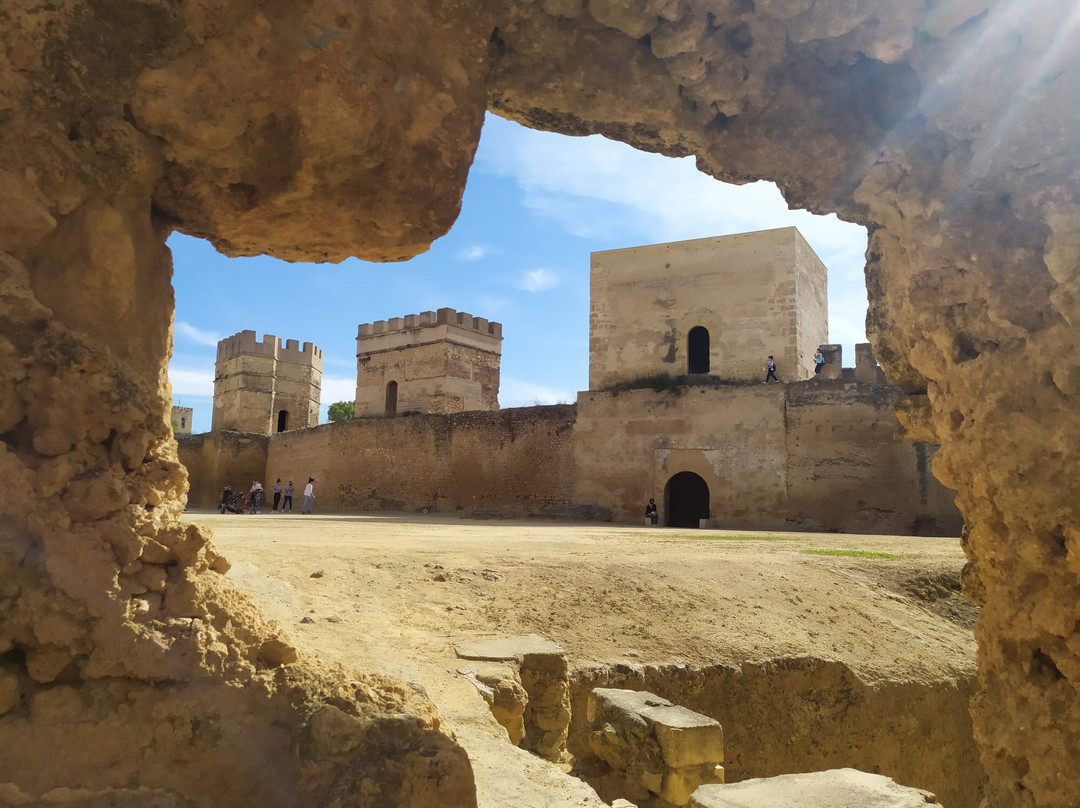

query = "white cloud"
[
  {"left": 478, "top": 115, "right": 870, "bottom": 352},
  {"left": 500, "top": 376, "right": 576, "bottom": 408},
  {"left": 169, "top": 367, "right": 214, "bottom": 397},
  {"left": 320, "top": 374, "right": 356, "bottom": 405},
  {"left": 517, "top": 267, "right": 560, "bottom": 293},
  {"left": 458, "top": 244, "right": 490, "bottom": 261},
  {"left": 480, "top": 120, "right": 865, "bottom": 250},
  {"left": 175, "top": 321, "right": 222, "bottom": 347}
]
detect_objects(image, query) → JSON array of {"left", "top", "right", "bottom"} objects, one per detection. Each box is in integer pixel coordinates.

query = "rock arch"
[{"left": 1, "top": 2, "right": 1077, "bottom": 806}]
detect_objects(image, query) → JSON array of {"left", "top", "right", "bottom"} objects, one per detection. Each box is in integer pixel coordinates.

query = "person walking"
[
  {"left": 301, "top": 477, "right": 315, "bottom": 514},
  {"left": 814, "top": 349, "right": 825, "bottom": 375},
  {"left": 764, "top": 356, "right": 779, "bottom": 383},
  {"left": 272, "top": 479, "right": 282, "bottom": 512},
  {"left": 645, "top": 498, "right": 658, "bottom": 526},
  {"left": 282, "top": 480, "right": 294, "bottom": 512},
  {"left": 251, "top": 479, "right": 264, "bottom": 513}
]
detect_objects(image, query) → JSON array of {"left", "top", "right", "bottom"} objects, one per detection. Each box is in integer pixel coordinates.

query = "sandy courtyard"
[{"left": 186, "top": 511, "right": 979, "bottom": 807}]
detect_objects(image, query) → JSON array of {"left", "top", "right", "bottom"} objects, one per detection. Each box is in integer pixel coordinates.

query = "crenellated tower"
[
  {"left": 212, "top": 330, "right": 322, "bottom": 434},
  {"left": 355, "top": 308, "right": 502, "bottom": 416}
]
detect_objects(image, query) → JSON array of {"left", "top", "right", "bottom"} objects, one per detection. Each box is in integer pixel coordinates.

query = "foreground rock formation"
[{"left": 1, "top": 1, "right": 1077, "bottom": 806}]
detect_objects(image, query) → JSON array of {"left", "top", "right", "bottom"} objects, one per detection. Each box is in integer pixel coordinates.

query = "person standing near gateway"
[
  {"left": 301, "top": 477, "right": 315, "bottom": 514},
  {"left": 282, "top": 480, "right": 294, "bottom": 512},
  {"left": 272, "top": 479, "right": 282, "bottom": 512},
  {"left": 764, "top": 356, "right": 779, "bottom": 383},
  {"left": 814, "top": 349, "right": 825, "bottom": 375},
  {"left": 645, "top": 498, "right": 658, "bottom": 526}
]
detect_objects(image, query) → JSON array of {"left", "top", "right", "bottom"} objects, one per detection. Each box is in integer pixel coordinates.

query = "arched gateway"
[{"left": 664, "top": 471, "right": 711, "bottom": 528}]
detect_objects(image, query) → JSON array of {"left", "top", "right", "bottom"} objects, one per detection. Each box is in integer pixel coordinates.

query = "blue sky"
[{"left": 168, "top": 114, "right": 868, "bottom": 434}]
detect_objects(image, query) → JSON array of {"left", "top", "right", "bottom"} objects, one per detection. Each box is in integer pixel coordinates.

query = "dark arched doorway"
[
  {"left": 385, "top": 381, "right": 398, "bottom": 416},
  {"left": 664, "top": 471, "right": 710, "bottom": 528},
  {"left": 688, "top": 326, "right": 710, "bottom": 374},
  {"left": 276, "top": 410, "right": 288, "bottom": 432}
]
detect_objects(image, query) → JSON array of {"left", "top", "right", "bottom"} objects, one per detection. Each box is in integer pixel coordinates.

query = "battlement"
[
  {"left": 357, "top": 308, "right": 502, "bottom": 339},
  {"left": 216, "top": 330, "right": 323, "bottom": 363}
]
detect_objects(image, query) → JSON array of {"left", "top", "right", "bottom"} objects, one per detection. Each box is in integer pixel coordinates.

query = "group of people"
[
  {"left": 763, "top": 349, "right": 827, "bottom": 384},
  {"left": 220, "top": 478, "right": 317, "bottom": 514}
]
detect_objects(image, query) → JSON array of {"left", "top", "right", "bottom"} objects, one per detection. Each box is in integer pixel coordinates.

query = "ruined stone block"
[
  {"left": 457, "top": 635, "right": 570, "bottom": 761},
  {"left": 819, "top": 344, "right": 843, "bottom": 380},
  {"left": 588, "top": 688, "right": 724, "bottom": 807},
  {"left": 687, "top": 768, "right": 942, "bottom": 808}
]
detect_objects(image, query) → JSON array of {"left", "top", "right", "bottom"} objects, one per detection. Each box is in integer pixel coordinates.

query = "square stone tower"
[
  {"left": 212, "top": 330, "right": 322, "bottom": 434},
  {"left": 171, "top": 406, "right": 193, "bottom": 435},
  {"left": 355, "top": 308, "right": 502, "bottom": 416},
  {"left": 589, "top": 227, "right": 828, "bottom": 388}
]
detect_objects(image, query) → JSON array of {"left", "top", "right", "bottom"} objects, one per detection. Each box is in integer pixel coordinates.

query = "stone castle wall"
[
  {"left": 263, "top": 405, "right": 576, "bottom": 513},
  {"left": 178, "top": 431, "right": 270, "bottom": 508},
  {"left": 573, "top": 377, "right": 959, "bottom": 534},
  {"left": 181, "top": 381, "right": 960, "bottom": 535},
  {"left": 589, "top": 228, "right": 829, "bottom": 389}
]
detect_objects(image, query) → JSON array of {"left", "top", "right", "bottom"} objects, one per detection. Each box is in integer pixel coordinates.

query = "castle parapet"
[
  {"left": 357, "top": 308, "right": 502, "bottom": 339},
  {"left": 216, "top": 331, "right": 322, "bottom": 366},
  {"left": 216, "top": 330, "right": 278, "bottom": 360},
  {"left": 855, "top": 342, "right": 886, "bottom": 383}
]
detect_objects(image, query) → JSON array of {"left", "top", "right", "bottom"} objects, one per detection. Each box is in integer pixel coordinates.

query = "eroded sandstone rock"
[{"left": 2, "top": 1, "right": 1079, "bottom": 806}]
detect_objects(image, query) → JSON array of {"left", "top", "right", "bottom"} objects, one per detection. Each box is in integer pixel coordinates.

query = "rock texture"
[
  {"left": 688, "top": 768, "right": 941, "bottom": 808},
  {"left": 587, "top": 688, "right": 725, "bottom": 806},
  {"left": 2, "top": 1, "right": 1079, "bottom": 807}
]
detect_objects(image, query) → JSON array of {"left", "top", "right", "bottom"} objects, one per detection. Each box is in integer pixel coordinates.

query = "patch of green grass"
[{"left": 802, "top": 549, "right": 900, "bottom": 559}]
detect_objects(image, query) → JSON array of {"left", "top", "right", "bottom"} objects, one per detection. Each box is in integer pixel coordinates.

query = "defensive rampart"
[
  {"left": 181, "top": 380, "right": 960, "bottom": 536},
  {"left": 265, "top": 405, "right": 577, "bottom": 514}
]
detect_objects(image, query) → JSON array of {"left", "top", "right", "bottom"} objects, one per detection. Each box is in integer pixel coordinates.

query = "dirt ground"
[{"left": 187, "top": 511, "right": 978, "bottom": 807}]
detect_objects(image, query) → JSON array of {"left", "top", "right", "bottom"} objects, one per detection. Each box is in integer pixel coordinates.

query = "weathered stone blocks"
[
  {"left": 457, "top": 634, "right": 571, "bottom": 761},
  {"left": 687, "top": 768, "right": 942, "bottom": 808},
  {"left": 587, "top": 688, "right": 725, "bottom": 807}
]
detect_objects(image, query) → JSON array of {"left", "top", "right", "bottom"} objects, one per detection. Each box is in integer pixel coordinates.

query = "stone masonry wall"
[
  {"left": 178, "top": 431, "right": 269, "bottom": 510},
  {"left": 573, "top": 381, "right": 961, "bottom": 534},
  {"left": 180, "top": 382, "right": 958, "bottom": 536},
  {"left": 355, "top": 309, "right": 502, "bottom": 416},
  {"left": 589, "top": 228, "right": 828, "bottom": 388},
  {"left": 262, "top": 405, "right": 577, "bottom": 514},
  {"left": 785, "top": 381, "right": 963, "bottom": 536}
]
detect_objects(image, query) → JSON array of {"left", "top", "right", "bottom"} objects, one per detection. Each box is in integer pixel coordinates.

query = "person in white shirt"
[{"left": 302, "top": 478, "right": 315, "bottom": 514}]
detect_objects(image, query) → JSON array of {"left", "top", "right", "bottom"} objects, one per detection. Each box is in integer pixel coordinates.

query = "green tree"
[{"left": 327, "top": 401, "right": 355, "bottom": 422}]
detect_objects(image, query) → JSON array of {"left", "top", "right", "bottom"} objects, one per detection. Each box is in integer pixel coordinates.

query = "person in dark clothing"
[
  {"left": 272, "top": 479, "right": 282, "bottom": 512},
  {"left": 814, "top": 349, "right": 825, "bottom": 375},
  {"left": 765, "top": 356, "right": 778, "bottom": 383},
  {"left": 282, "top": 481, "right": 294, "bottom": 512},
  {"left": 645, "top": 498, "right": 658, "bottom": 526}
]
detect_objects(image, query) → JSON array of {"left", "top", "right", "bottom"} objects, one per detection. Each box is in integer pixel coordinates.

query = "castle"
[
  {"left": 212, "top": 331, "right": 323, "bottom": 433},
  {"left": 179, "top": 227, "right": 961, "bottom": 535}
]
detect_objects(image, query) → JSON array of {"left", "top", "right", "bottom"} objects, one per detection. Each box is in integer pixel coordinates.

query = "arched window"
[
  {"left": 180, "top": 417, "right": 186, "bottom": 430},
  {"left": 385, "top": 381, "right": 398, "bottom": 417},
  {"left": 688, "top": 326, "right": 710, "bottom": 374},
  {"left": 276, "top": 410, "right": 288, "bottom": 432},
  {"left": 664, "top": 471, "right": 710, "bottom": 528}
]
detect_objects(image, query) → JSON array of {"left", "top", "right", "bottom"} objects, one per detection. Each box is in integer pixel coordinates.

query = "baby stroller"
[{"left": 219, "top": 490, "right": 250, "bottom": 514}]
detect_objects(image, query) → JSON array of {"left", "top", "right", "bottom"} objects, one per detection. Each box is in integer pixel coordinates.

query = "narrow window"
[
  {"left": 180, "top": 417, "right": 186, "bottom": 430},
  {"left": 385, "top": 381, "right": 398, "bottom": 417},
  {"left": 276, "top": 410, "right": 288, "bottom": 432},
  {"left": 688, "top": 326, "right": 710, "bottom": 374}
]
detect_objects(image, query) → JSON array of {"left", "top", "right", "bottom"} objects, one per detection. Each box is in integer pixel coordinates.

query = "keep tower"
[
  {"left": 212, "top": 330, "right": 323, "bottom": 434},
  {"left": 354, "top": 308, "right": 502, "bottom": 416}
]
